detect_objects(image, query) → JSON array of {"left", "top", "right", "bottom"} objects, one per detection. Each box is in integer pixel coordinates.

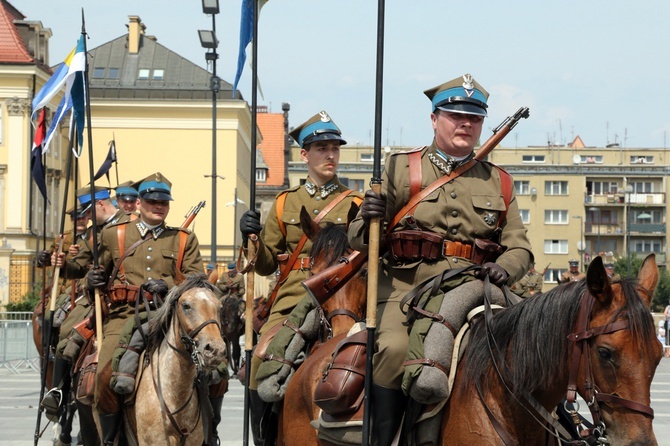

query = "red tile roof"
[
  {"left": 257, "top": 112, "right": 286, "bottom": 187},
  {"left": 0, "top": 1, "right": 34, "bottom": 64}
]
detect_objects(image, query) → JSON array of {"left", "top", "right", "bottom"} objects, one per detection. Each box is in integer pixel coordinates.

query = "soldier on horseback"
[
  {"left": 217, "top": 262, "right": 246, "bottom": 311},
  {"left": 238, "top": 111, "right": 363, "bottom": 445},
  {"left": 348, "top": 74, "right": 533, "bottom": 445}
]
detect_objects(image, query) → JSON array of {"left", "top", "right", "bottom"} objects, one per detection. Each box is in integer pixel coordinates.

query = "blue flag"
[{"left": 233, "top": 0, "right": 268, "bottom": 98}]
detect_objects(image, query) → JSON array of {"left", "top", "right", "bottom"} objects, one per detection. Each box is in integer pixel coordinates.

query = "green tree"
[
  {"left": 5, "top": 283, "right": 42, "bottom": 312},
  {"left": 613, "top": 256, "right": 669, "bottom": 312}
]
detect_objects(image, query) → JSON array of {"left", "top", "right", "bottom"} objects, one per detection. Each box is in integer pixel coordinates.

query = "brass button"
[
  {"left": 146, "top": 256, "right": 151, "bottom": 260},
  {"left": 451, "top": 211, "right": 458, "bottom": 217},
  {"left": 313, "top": 209, "right": 319, "bottom": 215},
  {"left": 146, "top": 267, "right": 151, "bottom": 271},
  {"left": 486, "top": 202, "right": 492, "bottom": 207},
  {"left": 450, "top": 192, "right": 457, "bottom": 198},
  {"left": 451, "top": 228, "right": 458, "bottom": 235},
  {"left": 148, "top": 247, "right": 153, "bottom": 252},
  {"left": 453, "top": 258, "right": 459, "bottom": 263}
]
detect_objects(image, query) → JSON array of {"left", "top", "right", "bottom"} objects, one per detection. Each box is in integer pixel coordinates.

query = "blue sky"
[{"left": 16, "top": 0, "right": 670, "bottom": 149}]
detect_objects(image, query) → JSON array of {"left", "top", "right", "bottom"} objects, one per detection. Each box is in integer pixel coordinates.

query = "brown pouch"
[
  {"left": 314, "top": 329, "right": 367, "bottom": 416},
  {"left": 252, "top": 304, "right": 268, "bottom": 335},
  {"left": 471, "top": 238, "right": 505, "bottom": 265},
  {"left": 75, "top": 342, "right": 98, "bottom": 406}
]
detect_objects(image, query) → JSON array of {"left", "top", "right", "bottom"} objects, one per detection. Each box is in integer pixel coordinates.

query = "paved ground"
[{"left": 1, "top": 356, "right": 669, "bottom": 445}]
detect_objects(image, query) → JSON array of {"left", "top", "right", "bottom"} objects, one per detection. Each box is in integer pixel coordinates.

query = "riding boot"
[
  {"left": 210, "top": 396, "right": 224, "bottom": 445},
  {"left": 99, "top": 412, "right": 121, "bottom": 446},
  {"left": 249, "top": 389, "right": 275, "bottom": 446},
  {"left": 371, "top": 384, "right": 407, "bottom": 446},
  {"left": 41, "top": 358, "right": 71, "bottom": 420}
]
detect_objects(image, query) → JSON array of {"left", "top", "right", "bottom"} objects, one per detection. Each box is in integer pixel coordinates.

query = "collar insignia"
[{"left": 305, "top": 179, "right": 338, "bottom": 198}]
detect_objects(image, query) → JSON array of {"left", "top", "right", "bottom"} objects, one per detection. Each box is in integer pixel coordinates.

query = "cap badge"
[
  {"left": 462, "top": 74, "right": 475, "bottom": 98},
  {"left": 156, "top": 172, "right": 163, "bottom": 182},
  {"left": 319, "top": 111, "right": 331, "bottom": 123}
]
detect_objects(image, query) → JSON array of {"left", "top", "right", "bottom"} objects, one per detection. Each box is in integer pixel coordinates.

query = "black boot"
[
  {"left": 371, "top": 384, "right": 407, "bottom": 446},
  {"left": 209, "top": 396, "right": 224, "bottom": 445},
  {"left": 41, "top": 358, "right": 71, "bottom": 421},
  {"left": 249, "top": 389, "right": 277, "bottom": 446},
  {"left": 98, "top": 412, "right": 121, "bottom": 446}
]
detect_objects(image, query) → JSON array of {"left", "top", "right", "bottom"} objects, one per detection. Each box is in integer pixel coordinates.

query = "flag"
[
  {"left": 32, "top": 35, "right": 86, "bottom": 154},
  {"left": 31, "top": 109, "right": 48, "bottom": 201},
  {"left": 232, "top": 0, "right": 268, "bottom": 97},
  {"left": 92, "top": 139, "right": 117, "bottom": 182}
]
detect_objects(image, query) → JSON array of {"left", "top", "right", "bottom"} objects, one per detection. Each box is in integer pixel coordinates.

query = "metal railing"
[{"left": 0, "top": 312, "right": 39, "bottom": 374}]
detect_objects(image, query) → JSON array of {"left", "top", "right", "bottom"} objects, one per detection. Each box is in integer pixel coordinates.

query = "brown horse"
[
  {"left": 125, "top": 275, "right": 226, "bottom": 446},
  {"left": 442, "top": 254, "right": 662, "bottom": 445},
  {"left": 279, "top": 205, "right": 368, "bottom": 445},
  {"left": 220, "top": 293, "right": 245, "bottom": 375}
]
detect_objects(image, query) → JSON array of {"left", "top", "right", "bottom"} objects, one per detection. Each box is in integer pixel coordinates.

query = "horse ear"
[
  {"left": 347, "top": 202, "right": 360, "bottom": 228},
  {"left": 637, "top": 253, "right": 658, "bottom": 307},
  {"left": 300, "top": 206, "right": 320, "bottom": 241},
  {"left": 586, "top": 256, "right": 613, "bottom": 306}
]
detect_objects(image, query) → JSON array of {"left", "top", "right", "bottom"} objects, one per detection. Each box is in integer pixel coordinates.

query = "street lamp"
[
  {"left": 225, "top": 187, "right": 246, "bottom": 259},
  {"left": 588, "top": 207, "right": 601, "bottom": 257},
  {"left": 573, "top": 215, "right": 584, "bottom": 271},
  {"left": 199, "top": 0, "right": 220, "bottom": 264},
  {"left": 625, "top": 185, "right": 633, "bottom": 275}
]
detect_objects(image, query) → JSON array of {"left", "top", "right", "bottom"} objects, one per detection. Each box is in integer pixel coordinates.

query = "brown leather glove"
[
  {"left": 476, "top": 262, "right": 509, "bottom": 287},
  {"left": 361, "top": 190, "right": 386, "bottom": 227}
]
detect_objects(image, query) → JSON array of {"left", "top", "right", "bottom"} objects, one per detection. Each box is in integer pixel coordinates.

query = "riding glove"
[
  {"left": 240, "top": 210, "right": 262, "bottom": 239},
  {"left": 86, "top": 267, "right": 107, "bottom": 289},
  {"left": 143, "top": 278, "right": 169, "bottom": 300},
  {"left": 36, "top": 250, "right": 51, "bottom": 268},
  {"left": 476, "top": 262, "right": 509, "bottom": 287},
  {"left": 361, "top": 190, "right": 386, "bottom": 227}
]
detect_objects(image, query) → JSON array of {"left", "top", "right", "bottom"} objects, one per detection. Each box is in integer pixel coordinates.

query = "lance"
[
  {"left": 362, "top": 1, "right": 386, "bottom": 445},
  {"left": 242, "top": 1, "right": 260, "bottom": 444},
  {"left": 33, "top": 100, "right": 78, "bottom": 446}
]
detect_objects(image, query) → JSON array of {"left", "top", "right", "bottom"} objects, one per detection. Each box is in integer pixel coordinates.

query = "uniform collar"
[
  {"left": 136, "top": 220, "right": 165, "bottom": 240},
  {"left": 427, "top": 143, "right": 474, "bottom": 175},
  {"left": 304, "top": 176, "right": 339, "bottom": 198}
]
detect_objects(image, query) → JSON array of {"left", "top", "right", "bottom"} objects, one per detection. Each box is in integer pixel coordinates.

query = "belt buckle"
[{"left": 441, "top": 241, "right": 448, "bottom": 258}]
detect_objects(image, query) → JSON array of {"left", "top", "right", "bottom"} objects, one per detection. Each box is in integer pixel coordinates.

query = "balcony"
[
  {"left": 584, "top": 192, "right": 666, "bottom": 206},
  {"left": 629, "top": 223, "right": 666, "bottom": 235}
]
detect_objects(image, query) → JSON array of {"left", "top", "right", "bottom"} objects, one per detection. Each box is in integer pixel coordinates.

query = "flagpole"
[
  {"left": 362, "top": 0, "right": 386, "bottom": 444},
  {"left": 242, "top": 1, "right": 259, "bottom": 444},
  {"left": 113, "top": 138, "right": 119, "bottom": 187}
]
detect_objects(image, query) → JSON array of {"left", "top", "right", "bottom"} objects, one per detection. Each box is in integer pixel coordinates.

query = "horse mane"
[
  {"left": 309, "top": 222, "right": 350, "bottom": 266},
  {"left": 460, "top": 276, "right": 656, "bottom": 395},
  {"left": 145, "top": 274, "right": 217, "bottom": 353}
]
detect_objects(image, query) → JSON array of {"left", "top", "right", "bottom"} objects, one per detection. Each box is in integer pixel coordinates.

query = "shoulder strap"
[
  {"left": 276, "top": 191, "right": 289, "bottom": 237},
  {"left": 107, "top": 226, "right": 151, "bottom": 290},
  {"left": 260, "top": 190, "right": 354, "bottom": 320},
  {"left": 117, "top": 224, "right": 127, "bottom": 277},
  {"left": 175, "top": 231, "right": 188, "bottom": 285},
  {"left": 387, "top": 159, "right": 477, "bottom": 234},
  {"left": 409, "top": 149, "right": 423, "bottom": 197},
  {"left": 497, "top": 167, "right": 513, "bottom": 227}
]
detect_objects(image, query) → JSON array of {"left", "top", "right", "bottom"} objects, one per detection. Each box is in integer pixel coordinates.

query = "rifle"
[
  {"left": 474, "top": 107, "right": 530, "bottom": 161},
  {"left": 182, "top": 200, "right": 206, "bottom": 229},
  {"left": 542, "top": 262, "right": 551, "bottom": 276}
]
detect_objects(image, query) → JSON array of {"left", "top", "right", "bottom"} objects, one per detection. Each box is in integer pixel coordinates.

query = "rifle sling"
[{"left": 260, "top": 190, "right": 355, "bottom": 319}]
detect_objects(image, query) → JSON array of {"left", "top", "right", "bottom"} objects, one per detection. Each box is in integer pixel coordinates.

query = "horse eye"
[
  {"left": 182, "top": 303, "right": 192, "bottom": 312},
  {"left": 597, "top": 347, "right": 612, "bottom": 361}
]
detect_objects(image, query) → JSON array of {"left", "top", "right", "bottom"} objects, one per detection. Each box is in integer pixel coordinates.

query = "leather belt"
[
  {"left": 290, "top": 257, "right": 312, "bottom": 271},
  {"left": 442, "top": 240, "right": 473, "bottom": 259}
]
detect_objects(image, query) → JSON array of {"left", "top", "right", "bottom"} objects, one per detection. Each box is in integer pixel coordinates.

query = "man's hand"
[
  {"left": 86, "top": 267, "right": 107, "bottom": 289},
  {"left": 361, "top": 190, "right": 386, "bottom": 227},
  {"left": 476, "top": 262, "right": 509, "bottom": 287},
  {"left": 36, "top": 250, "right": 52, "bottom": 268},
  {"left": 240, "top": 210, "right": 262, "bottom": 239},
  {"left": 68, "top": 244, "right": 81, "bottom": 257},
  {"left": 143, "top": 279, "right": 169, "bottom": 299},
  {"left": 51, "top": 252, "right": 66, "bottom": 268}
]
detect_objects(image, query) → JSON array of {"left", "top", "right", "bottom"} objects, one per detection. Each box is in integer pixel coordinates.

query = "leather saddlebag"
[
  {"left": 75, "top": 341, "right": 98, "bottom": 406},
  {"left": 314, "top": 329, "right": 367, "bottom": 415}
]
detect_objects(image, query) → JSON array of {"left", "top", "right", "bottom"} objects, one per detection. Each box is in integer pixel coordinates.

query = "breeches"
[{"left": 373, "top": 296, "right": 409, "bottom": 390}]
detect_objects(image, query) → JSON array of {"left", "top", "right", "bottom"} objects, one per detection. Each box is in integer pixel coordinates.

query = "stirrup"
[{"left": 41, "top": 388, "right": 63, "bottom": 422}]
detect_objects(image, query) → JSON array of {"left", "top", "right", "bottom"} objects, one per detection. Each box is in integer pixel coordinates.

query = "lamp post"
[
  {"left": 573, "top": 215, "right": 584, "bottom": 271},
  {"left": 625, "top": 185, "right": 633, "bottom": 275},
  {"left": 588, "top": 207, "right": 601, "bottom": 257},
  {"left": 199, "top": 0, "right": 220, "bottom": 264},
  {"left": 225, "top": 187, "right": 246, "bottom": 259}
]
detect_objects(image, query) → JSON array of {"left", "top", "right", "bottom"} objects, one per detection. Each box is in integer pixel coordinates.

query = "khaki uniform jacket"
[
  {"left": 63, "top": 209, "right": 134, "bottom": 280},
  {"left": 217, "top": 272, "right": 245, "bottom": 297},
  {"left": 97, "top": 220, "right": 203, "bottom": 290},
  {"left": 560, "top": 270, "right": 586, "bottom": 283},
  {"left": 253, "top": 176, "right": 363, "bottom": 314},
  {"left": 511, "top": 271, "right": 543, "bottom": 298},
  {"left": 348, "top": 142, "right": 533, "bottom": 302}
]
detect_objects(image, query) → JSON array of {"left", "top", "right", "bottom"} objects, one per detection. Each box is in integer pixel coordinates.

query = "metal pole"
[
  {"left": 626, "top": 190, "right": 631, "bottom": 275},
  {"left": 233, "top": 187, "right": 238, "bottom": 257},
  {"left": 210, "top": 12, "right": 219, "bottom": 264}
]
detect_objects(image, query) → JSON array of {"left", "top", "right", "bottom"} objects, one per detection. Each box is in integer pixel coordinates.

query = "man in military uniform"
[
  {"left": 349, "top": 74, "right": 532, "bottom": 445},
  {"left": 604, "top": 262, "right": 621, "bottom": 281},
  {"left": 510, "top": 262, "right": 543, "bottom": 298},
  {"left": 114, "top": 180, "right": 140, "bottom": 214},
  {"left": 217, "top": 262, "right": 246, "bottom": 298},
  {"left": 560, "top": 259, "right": 586, "bottom": 283},
  {"left": 239, "top": 111, "right": 363, "bottom": 445}
]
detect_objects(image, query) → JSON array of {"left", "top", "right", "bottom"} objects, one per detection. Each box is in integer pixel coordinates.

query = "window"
[
  {"left": 587, "top": 181, "right": 618, "bottom": 195},
  {"left": 578, "top": 155, "right": 603, "bottom": 164},
  {"left": 138, "top": 69, "right": 150, "bottom": 80},
  {"left": 93, "top": 67, "right": 105, "bottom": 78},
  {"left": 630, "top": 182, "right": 653, "bottom": 193},
  {"left": 632, "top": 240, "right": 663, "bottom": 253},
  {"left": 545, "top": 210, "right": 568, "bottom": 224},
  {"left": 519, "top": 209, "right": 530, "bottom": 224},
  {"left": 360, "top": 153, "right": 373, "bottom": 162},
  {"left": 544, "top": 239, "right": 568, "bottom": 254},
  {"left": 545, "top": 181, "right": 568, "bottom": 195},
  {"left": 544, "top": 269, "right": 565, "bottom": 283},
  {"left": 522, "top": 154, "right": 545, "bottom": 163},
  {"left": 153, "top": 69, "right": 164, "bottom": 80},
  {"left": 631, "top": 155, "right": 654, "bottom": 164},
  {"left": 108, "top": 68, "right": 119, "bottom": 79},
  {"left": 256, "top": 168, "right": 267, "bottom": 183},
  {"left": 514, "top": 180, "right": 530, "bottom": 195},
  {"left": 351, "top": 179, "right": 365, "bottom": 192}
]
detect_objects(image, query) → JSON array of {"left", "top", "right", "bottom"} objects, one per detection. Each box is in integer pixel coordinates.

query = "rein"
[{"left": 152, "top": 300, "right": 222, "bottom": 445}]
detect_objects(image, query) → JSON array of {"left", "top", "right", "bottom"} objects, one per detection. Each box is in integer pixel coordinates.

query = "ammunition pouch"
[
  {"left": 72, "top": 316, "right": 95, "bottom": 342},
  {"left": 106, "top": 284, "right": 142, "bottom": 306},
  {"left": 314, "top": 328, "right": 367, "bottom": 416},
  {"left": 386, "top": 230, "right": 504, "bottom": 265}
]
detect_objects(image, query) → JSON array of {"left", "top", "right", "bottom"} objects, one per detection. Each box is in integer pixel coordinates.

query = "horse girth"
[{"left": 565, "top": 291, "right": 655, "bottom": 442}]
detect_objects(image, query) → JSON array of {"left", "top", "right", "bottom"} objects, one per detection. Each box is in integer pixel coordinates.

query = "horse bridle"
[
  {"left": 564, "top": 290, "right": 655, "bottom": 444},
  {"left": 152, "top": 303, "right": 222, "bottom": 446}
]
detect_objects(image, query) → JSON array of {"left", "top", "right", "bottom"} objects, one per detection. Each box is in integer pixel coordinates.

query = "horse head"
[
  {"left": 146, "top": 274, "right": 226, "bottom": 372},
  {"left": 581, "top": 254, "right": 661, "bottom": 444},
  {"left": 299, "top": 203, "right": 367, "bottom": 337}
]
